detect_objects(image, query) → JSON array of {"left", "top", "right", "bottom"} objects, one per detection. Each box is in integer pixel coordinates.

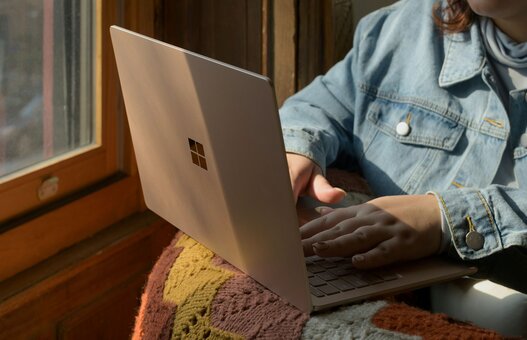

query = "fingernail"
[
  {"left": 353, "top": 255, "right": 364, "bottom": 263},
  {"left": 314, "top": 206, "right": 333, "bottom": 215},
  {"left": 313, "top": 241, "right": 329, "bottom": 250}
]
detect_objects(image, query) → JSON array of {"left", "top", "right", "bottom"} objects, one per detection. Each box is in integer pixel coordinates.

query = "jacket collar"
[{"left": 439, "top": 22, "right": 487, "bottom": 88}]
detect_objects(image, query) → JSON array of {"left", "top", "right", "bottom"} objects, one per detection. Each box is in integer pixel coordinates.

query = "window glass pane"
[{"left": 0, "top": 0, "right": 94, "bottom": 177}]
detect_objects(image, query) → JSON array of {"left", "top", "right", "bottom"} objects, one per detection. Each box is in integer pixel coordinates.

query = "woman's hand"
[
  {"left": 300, "top": 195, "right": 442, "bottom": 269},
  {"left": 287, "top": 153, "right": 346, "bottom": 204}
]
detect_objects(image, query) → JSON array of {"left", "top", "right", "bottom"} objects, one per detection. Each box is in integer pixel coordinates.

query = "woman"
[{"left": 280, "top": 0, "right": 527, "bottom": 292}]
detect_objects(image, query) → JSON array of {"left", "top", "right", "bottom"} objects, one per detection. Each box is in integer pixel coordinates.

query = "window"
[
  {"left": 0, "top": 0, "right": 94, "bottom": 178},
  {"left": 0, "top": 0, "right": 113, "bottom": 223},
  {"left": 0, "top": 0, "right": 133, "bottom": 224},
  {"left": 0, "top": 0, "right": 153, "bottom": 281}
]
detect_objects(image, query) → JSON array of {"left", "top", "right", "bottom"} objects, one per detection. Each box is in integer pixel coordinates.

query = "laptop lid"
[{"left": 110, "top": 26, "right": 312, "bottom": 312}]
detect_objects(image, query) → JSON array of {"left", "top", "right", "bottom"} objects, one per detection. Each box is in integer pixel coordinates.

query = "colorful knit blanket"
[
  {"left": 133, "top": 232, "right": 503, "bottom": 339},
  {"left": 133, "top": 171, "right": 504, "bottom": 339}
]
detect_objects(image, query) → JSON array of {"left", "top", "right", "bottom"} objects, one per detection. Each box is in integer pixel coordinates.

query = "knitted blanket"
[
  {"left": 133, "top": 232, "right": 503, "bottom": 339},
  {"left": 133, "top": 172, "right": 504, "bottom": 339}
]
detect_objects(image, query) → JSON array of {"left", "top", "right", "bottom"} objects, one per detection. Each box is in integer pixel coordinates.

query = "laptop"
[{"left": 110, "top": 26, "right": 477, "bottom": 313}]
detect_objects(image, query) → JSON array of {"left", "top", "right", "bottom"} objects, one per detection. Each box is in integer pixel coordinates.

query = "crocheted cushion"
[{"left": 133, "top": 172, "right": 504, "bottom": 339}]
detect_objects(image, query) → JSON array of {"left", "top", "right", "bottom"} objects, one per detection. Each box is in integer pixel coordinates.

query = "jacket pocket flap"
[{"left": 367, "top": 101, "right": 464, "bottom": 151}]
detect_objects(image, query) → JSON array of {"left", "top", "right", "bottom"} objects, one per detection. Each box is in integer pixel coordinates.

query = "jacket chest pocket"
[
  {"left": 360, "top": 100, "right": 465, "bottom": 195},
  {"left": 513, "top": 148, "right": 527, "bottom": 188}
]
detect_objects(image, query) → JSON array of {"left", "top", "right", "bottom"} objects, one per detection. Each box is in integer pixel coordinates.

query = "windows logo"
[{"left": 188, "top": 138, "right": 208, "bottom": 170}]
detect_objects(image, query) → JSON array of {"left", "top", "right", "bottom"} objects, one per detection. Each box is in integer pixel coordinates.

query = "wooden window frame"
[{"left": 0, "top": 0, "right": 156, "bottom": 281}]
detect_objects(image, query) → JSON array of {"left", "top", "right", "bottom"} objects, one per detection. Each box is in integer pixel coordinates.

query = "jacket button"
[
  {"left": 396, "top": 122, "right": 410, "bottom": 136},
  {"left": 466, "top": 230, "right": 484, "bottom": 250},
  {"left": 521, "top": 133, "right": 527, "bottom": 148}
]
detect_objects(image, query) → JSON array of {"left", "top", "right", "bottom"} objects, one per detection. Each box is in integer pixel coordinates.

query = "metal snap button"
[
  {"left": 465, "top": 216, "right": 484, "bottom": 251},
  {"left": 396, "top": 122, "right": 410, "bottom": 136},
  {"left": 466, "top": 230, "right": 484, "bottom": 250}
]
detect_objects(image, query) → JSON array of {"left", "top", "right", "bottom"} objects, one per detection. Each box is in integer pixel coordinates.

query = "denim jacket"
[{"left": 279, "top": 0, "right": 527, "bottom": 290}]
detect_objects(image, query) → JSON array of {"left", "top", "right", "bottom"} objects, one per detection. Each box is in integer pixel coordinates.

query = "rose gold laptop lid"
[{"left": 110, "top": 26, "right": 313, "bottom": 312}]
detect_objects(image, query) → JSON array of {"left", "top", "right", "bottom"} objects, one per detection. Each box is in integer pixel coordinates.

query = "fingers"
[
  {"left": 300, "top": 207, "right": 358, "bottom": 239},
  {"left": 309, "top": 171, "right": 347, "bottom": 204},
  {"left": 289, "top": 167, "right": 308, "bottom": 204},
  {"left": 314, "top": 206, "right": 334, "bottom": 216},
  {"left": 287, "top": 153, "right": 315, "bottom": 203},
  {"left": 298, "top": 195, "right": 443, "bottom": 269},
  {"left": 306, "top": 235, "right": 402, "bottom": 269},
  {"left": 310, "top": 225, "right": 392, "bottom": 258},
  {"left": 286, "top": 153, "right": 345, "bottom": 204},
  {"left": 351, "top": 238, "right": 401, "bottom": 269}
]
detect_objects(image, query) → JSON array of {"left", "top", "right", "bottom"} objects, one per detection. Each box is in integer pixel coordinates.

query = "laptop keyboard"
[{"left": 305, "top": 256, "right": 401, "bottom": 297}]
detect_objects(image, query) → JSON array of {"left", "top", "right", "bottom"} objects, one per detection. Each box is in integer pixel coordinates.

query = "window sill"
[{"left": 0, "top": 173, "right": 143, "bottom": 281}]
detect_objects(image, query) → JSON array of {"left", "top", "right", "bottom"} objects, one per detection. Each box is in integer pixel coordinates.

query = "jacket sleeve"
[
  {"left": 433, "top": 185, "right": 527, "bottom": 293},
  {"left": 278, "top": 21, "right": 366, "bottom": 173}
]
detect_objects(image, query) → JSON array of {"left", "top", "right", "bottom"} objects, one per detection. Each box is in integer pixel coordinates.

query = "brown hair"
[{"left": 433, "top": 0, "right": 476, "bottom": 33}]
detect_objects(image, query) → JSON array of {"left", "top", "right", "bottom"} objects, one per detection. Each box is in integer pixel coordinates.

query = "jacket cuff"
[
  {"left": 431, "top": 188, "right": 504, "bottom": 260},
  {"left": 426, "top": 192, "right": 452, "bottom": 254},
  {"left": 282, "top": 128, "right": 328, "bottom": 175}
]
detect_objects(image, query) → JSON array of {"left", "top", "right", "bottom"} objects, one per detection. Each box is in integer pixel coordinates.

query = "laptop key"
[
  {"left": 342, "top": 274, "right": 369, "bottom": 288},
  {"left": 310, "top": 287, "right": 325, "bottom": 297},
  {"left": 319, "top": 261, "right": 337, "bottom": 269},
  {"left": 317, "top": 284, "right": 339, "bottom": 295},
  {"left": 309, "top": 276, "right": 326, "bottom": 287},
  {"left": 329, "top": 268, "right": 354, "bottom": 276},
  {"left": 306, "top": 256, "right": 325, "bottom": 263},
  {"left": 317, "top": 272, "right": 338, "bottom": 281},
  {"left": 307, "top": 264, "right": 326, "bottom": 274},
  {"left": 330, "top": 279, "right": 355, "bottom": 291}
]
